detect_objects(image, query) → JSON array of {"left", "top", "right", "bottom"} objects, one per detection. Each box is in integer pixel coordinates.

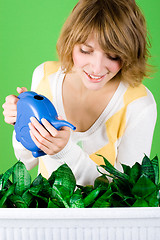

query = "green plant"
[
  {"left": 0, "top": 155, "right": 159, "bottom": 208},
  {"left": 98, "top": 154, "right": 160, "bottom": 207}
]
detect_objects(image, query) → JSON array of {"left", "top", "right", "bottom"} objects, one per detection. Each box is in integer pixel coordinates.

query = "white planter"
[{"left": 0, "top": 207, "right": 160, "bottom": 240}]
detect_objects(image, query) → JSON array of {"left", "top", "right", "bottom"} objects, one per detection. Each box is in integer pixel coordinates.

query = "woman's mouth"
[{"left": 84, "top": 71, "right": 107, "bottom": 83}]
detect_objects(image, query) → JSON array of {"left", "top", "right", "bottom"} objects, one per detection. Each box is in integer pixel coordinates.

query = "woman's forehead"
[{"left": 79, "top": 32, "right": 114, "bottom": 53}]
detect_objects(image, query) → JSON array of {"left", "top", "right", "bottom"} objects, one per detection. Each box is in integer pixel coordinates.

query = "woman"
[{"left": 2, "top": 0, "right": 157, "bottom": 185}]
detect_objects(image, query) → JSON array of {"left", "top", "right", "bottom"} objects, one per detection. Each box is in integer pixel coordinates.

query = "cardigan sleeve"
[
  {"left": 12, "top": 131, "right": 39, "bottom": 170},
  {"left": 115, "top": 96, "right": 157, "bottom": 171},
  {"left": 12, "top": 63, "right": 45, "bottom": 170}
]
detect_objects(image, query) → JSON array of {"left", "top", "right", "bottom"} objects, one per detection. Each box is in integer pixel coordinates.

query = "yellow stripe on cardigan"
[
  {"left": 89, "top": 84, "right": 147, "bottom": 166},
  {"left": 35, "top": 61, "right": 60, "bottom": 101},
  {"left": 39, "top": 158, "right": 49, "bottom": 179},
  {"left": 35, "top": 61, "right": 60, "bottom": 179}
]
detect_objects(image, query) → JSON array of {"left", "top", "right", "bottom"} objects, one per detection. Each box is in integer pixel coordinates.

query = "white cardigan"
[{"left": 12, "top": 62, "right": 157, "bottom": 186}]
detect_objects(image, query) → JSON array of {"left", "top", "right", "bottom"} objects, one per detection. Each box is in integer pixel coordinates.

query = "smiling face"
[{"left": 72, "top": 34, "right": 122, "bottom": 91}]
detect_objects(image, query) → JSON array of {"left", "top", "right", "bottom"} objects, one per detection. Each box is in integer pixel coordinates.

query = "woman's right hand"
[{"left": 2, "top": 87, "right": 28, "bottom": 125}]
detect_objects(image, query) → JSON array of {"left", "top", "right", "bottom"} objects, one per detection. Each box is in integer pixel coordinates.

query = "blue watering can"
[{"left": 14, "top": 91, "right": 76, "bottom": 157}]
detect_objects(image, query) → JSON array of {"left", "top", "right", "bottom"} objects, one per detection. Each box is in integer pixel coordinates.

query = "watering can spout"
[{"left": 52, "top": 119, "right": 76, "bottom": 131}]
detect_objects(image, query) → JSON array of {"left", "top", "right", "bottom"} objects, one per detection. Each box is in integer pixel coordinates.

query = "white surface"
[{"left": 0, "top": 208, "right": 160, "bottom": 240}]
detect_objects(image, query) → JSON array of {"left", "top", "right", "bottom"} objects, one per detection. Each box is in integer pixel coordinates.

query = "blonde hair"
[{"left": 56, "top": 0, "right": 151, "bottom": 86}]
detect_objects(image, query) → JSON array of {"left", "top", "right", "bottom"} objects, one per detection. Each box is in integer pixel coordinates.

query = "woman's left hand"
[{"left": 29, "top": 117, "right": 71, "bottom": 155}]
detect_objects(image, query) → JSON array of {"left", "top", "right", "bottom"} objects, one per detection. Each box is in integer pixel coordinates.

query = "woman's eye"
[
  {"left": 107, "top": 54, "right": 120, "bottom": 61},
  {"left": 80, "top": 49, "right": 91, "bottom": 54}
]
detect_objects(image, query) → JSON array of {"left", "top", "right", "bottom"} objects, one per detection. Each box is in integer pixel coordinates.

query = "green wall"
[{"left": 0, "top": 0, "right": 159, "bottom": 179}]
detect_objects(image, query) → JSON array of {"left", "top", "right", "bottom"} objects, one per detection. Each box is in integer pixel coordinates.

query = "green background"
[{"left": 0, "top": 0, "right": 159, "bottom": 179}]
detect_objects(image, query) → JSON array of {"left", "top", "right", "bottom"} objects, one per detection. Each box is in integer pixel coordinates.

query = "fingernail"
[
  {"left": 57, "top": 115, "right": 63, "bottom": 120},
  {"left": 41, "top": 118, "right": 46, "bottom": 124},
  {"left": 30, "top": 117, "right": 35, "bottom": 122},
  {"left": 17, "top": 87, "right": 21, "bottom": 92}
]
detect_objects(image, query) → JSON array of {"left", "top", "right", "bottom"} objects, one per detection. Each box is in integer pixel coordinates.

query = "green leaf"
[
  {"left": 109, "top": 190, "right": 134, "bottom": 207},
  {"left": 0, "top": 165, "right": 15, "bottom": 191},
  {"left": 129, "top": 162, "right": 141, "bottom": 185},
  {"left": 77, "top": 185, "right": 94, "bottom": 193},
  {"left": 8, "top": 195, "right": 28, "bottom": 208},
  {"left": 83, "top": 187, "right": 101, "bottom": 207},
  {"left": 22, "top": 191, "right": 33, "bottom": 207},
  {"left": 107, "top": 192, "right": 125, "bottom": 207},
  {"left": 92, "top": 188, "right": 112, "bottom": 208},
  {"left": 0, "top": 184, "right": 15, "bottom": 208},
  {"left": 22, "top": 185, "right": 42, "bottom": 207},
  {"left": 151, "top": 155, "right": 159, "bottom": 185},
  {"left": 3, "top": 179, "right": 12, "bottom": 190},
  {"left": 39, "top": 177, "right": 52, "bottom": 198},
  {"left": 132, "top": 199, "right": 149, "bottom": 207},
  {"left": 52, "top": 164, "right": 76, "bottom": 195},
  {"left": 121, "top": 164, "right": 131, "bottom": 176},
  {"left": 94, "top": 175, "right": 109, "bottom": 189},
  {"left": 141, "top": 155, "right": 155, "bottom": 183},
  {"left": 145, "top": 190, "right": 159, "bottom": 207},
  {"left": 12, "top": 162, "right": 31, "bottom": 196},
  {"left": 113, "top": 178, "right": 132, "bottom": 196},
  {"left": 29, "top": 191, "right": 49, "bottom": 208},
  {"left": 31, "top": 174, "right": 43, "bottom": 187},
  {"left": 31, "top": 175, "right": 52, "bottom": 199},
  {"left": 0, "top": 174, "right": 3, "bottom": 190},
  {"left": 47, "top": 199, "right": 60, "bottom": 208},
  {"left": 132, "top": 174, "right": 157, "bottom": 198},
  {"left": 29, "top": 185, "right": 42, "bottom": 195},
  {"left": 93, "top": 201, "right": 111, "bottom": 208},
  {"left": 98, "top": 155, "right": 129, "bottom": 182},
  {"left": 48, "top": 172, "right": 56, "bottom": 187},
  {"left": 69, "top": 189, "right": 84, "bottom": 208},
  {"left": 51, "top": 185, "right": 70, "bottom": 208}
]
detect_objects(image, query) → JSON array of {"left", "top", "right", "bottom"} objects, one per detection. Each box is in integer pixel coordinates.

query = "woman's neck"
[{"left": 63, "top": 71, "right": 120, "bottom": 101}]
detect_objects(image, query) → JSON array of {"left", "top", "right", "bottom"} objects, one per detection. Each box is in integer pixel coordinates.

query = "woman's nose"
[{"left": 90, "top": 53, "right": 106, "bottom": 74}]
